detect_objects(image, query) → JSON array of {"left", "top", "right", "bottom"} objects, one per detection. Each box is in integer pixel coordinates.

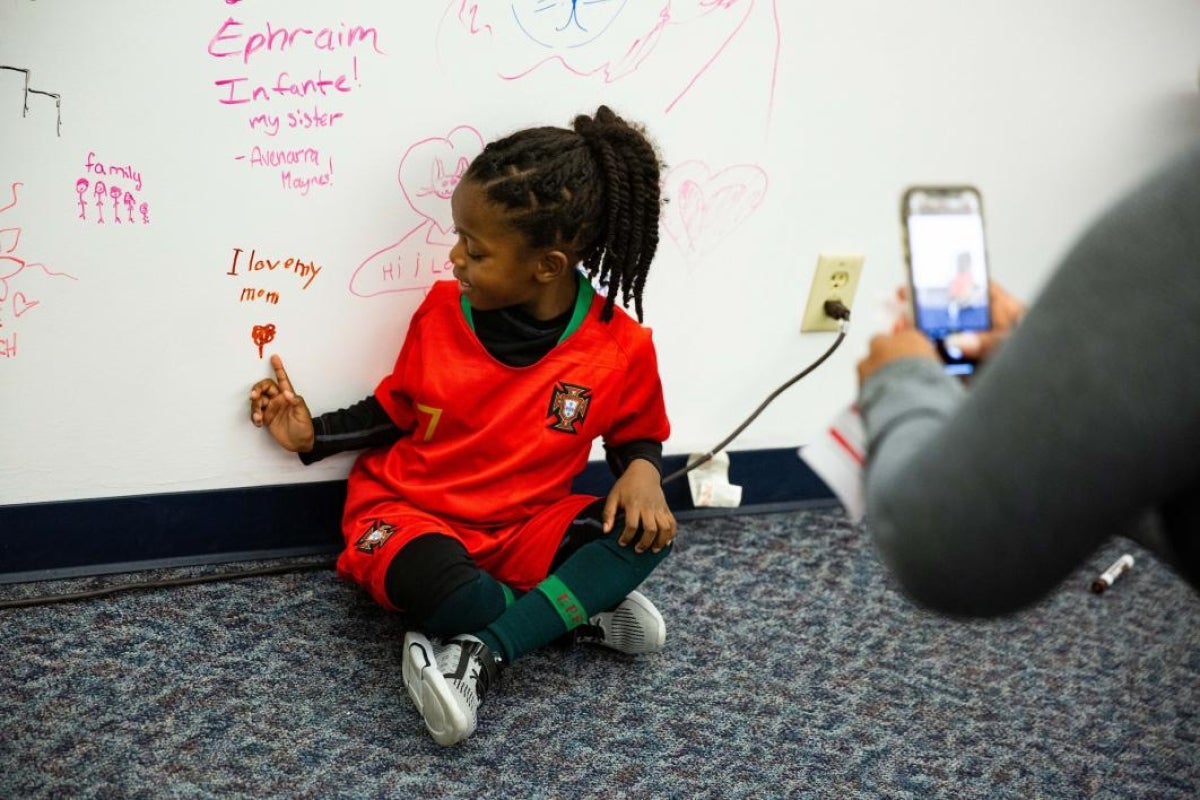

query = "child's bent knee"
[{"left": 384, "top": 533, "right": 479, "bottom": 621}]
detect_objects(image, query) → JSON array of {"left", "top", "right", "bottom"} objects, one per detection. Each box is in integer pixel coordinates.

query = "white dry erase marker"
[{"left": 1091, "top": 554, "right": 1134, "bottom": 594}]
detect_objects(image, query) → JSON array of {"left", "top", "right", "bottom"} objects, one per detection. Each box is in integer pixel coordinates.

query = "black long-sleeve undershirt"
[{"left": 298, "top": 395, "right": 401, "bottom": 465}]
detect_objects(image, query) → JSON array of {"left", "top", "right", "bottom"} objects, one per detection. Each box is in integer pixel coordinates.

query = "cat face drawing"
[{"left": 417, "top": 156, "right": 471, "bottom": 200}]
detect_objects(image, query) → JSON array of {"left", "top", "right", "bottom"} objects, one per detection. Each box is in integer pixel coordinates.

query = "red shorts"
[{"left": 337, "top": 493, "right": 598, "bottom": 611}]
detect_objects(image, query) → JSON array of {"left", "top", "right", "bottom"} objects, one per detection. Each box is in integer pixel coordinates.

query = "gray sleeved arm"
[{"left": 859, "top": 143, "right": 1200, "bottom": 616}]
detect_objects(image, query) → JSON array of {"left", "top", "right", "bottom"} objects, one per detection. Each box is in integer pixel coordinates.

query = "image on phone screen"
[{"left": 903, "top": 187, "right": 992, "bottom": 376}]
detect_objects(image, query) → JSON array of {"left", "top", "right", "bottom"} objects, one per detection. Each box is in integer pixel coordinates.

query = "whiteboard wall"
[{"left": 2, "top": 0, "right": 1198, "bottom": 510}]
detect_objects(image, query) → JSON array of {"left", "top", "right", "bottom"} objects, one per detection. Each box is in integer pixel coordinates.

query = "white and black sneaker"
[
  {"left": 574, "top": 590, "right": 666, "bottom": 655},
  {"left": 416, "top": 634, "right": 501, "bottom": 746}
]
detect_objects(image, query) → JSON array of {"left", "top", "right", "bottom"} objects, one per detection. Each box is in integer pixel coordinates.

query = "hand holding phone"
[{"left": 900, "top": 185, "right": 992, "bottom": 376}]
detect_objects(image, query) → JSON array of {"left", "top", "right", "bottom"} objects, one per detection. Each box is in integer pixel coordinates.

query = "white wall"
[{"left": 1, "top": 0, "right": 1197, "bottom": 506}]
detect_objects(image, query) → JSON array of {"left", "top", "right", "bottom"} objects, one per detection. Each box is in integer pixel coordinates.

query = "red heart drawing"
[
  {"left": 13, "top": 291, "right": 38, "bottom": 317},
  {"left": 662, "top": 161, "right": 768, "bottom": 260},
  {"left": 251, "top": 323, "right": 276, "bottom": 359}
]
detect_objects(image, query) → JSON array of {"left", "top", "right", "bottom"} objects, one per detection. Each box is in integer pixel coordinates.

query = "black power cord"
[
  {"left": 0, "top": 559, "right": 338, "bottom": 610},
  {"left": 2, "top": 306, "right": 851, "bottom": 610},
  {"left": 661, "top": 303, "right": 849, "bottom": 485}
]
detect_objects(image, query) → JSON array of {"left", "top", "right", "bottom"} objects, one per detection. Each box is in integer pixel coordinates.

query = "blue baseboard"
[{"left": 0, "top": 448, "right": 834, "bottom": 584}]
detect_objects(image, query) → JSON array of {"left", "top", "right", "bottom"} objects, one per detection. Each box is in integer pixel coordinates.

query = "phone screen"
[{"left": 902, "top": 186, "right": 991, "bottom": 376}]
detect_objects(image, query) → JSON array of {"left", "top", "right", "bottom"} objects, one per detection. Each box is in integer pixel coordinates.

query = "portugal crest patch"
[
  {"left": 355, "top": 519, "right": 397, "bottom": 554},
  {"left": 547, "top": 382, "right": 592, "bottom": 434}
]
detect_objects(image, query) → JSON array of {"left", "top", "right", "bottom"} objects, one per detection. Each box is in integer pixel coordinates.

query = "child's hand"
[
  {"left": 604, "top": 459, "right": 677, "bottom": 553},
  {"left": 249, "top": 354, "right": 315, "bottom": 453}
]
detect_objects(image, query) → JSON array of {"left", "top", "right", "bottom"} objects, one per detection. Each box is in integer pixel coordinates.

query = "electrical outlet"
[{"left": 800, "top": 253, "right": 865, "bottom": 332}]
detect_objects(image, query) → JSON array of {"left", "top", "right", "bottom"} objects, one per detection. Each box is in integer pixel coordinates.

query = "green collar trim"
[
  {"left": 460, "top": 273, "right": 593, "bottom": 345},
  {"left": 460, "top": 291, "right": 474, "bottom": 330},
  {"left": 560, "top": 275, "right": 594, "bottom": 343}
]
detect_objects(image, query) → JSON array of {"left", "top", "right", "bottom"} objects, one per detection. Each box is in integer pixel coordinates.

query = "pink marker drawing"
[
  {"left": 438, "top": 0, "right": 780, "bottom": 117},
  {"left": 0, "top": 181, "right": 19, "bottom": 215},
  {"left": 93, "top": 180, "right": 107, "bottom": 224},
  {"left": 661, "top": 160, "right": 768, "bottom": 261},
  {"left": 10, "top": 290, "right": 38, "bottom": 317},
  {"left": 79, "top": 151, "right": 149, "bottom": 225},
  {"left": 349, "top": 125, "right": 484, "bottom": 298},
  {"left": 0, "top": 255, "right": 77, "bottom": 308},
  {"left": 0, "top": 181, "right": 79, "bottom": 343},
  {"left": 109, "top": 185, "right": 123, "bottom": 224},
  {"left": 75, "top": 178, "right": 89, "bottom": 220}
]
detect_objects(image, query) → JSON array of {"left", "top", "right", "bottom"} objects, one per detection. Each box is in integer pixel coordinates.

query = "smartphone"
[{"left": 900, "top": 185, "right": 992, "bottom": 377}]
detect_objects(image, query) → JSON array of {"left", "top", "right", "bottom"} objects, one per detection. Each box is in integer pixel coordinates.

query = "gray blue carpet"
[{"left": 1, "top": 506, "right": 1197, "bottom": 799}]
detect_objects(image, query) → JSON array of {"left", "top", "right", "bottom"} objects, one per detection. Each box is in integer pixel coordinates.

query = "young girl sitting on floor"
[{"left": 249, "top": 106, "right": 675, "bottom": 746}]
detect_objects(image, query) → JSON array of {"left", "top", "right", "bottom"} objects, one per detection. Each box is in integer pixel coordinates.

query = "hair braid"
[
  {"left": 623, "top": 147, "right": 651, "bottom": 320},
  {"left": 464, "top": 106, "right": 663, "bottom": 322},
  {"left": 632, "top": 156, "right": 661, "bottom": 321},
  {"left": 585, "top": 133, "right": 629, "bottom": 320}
]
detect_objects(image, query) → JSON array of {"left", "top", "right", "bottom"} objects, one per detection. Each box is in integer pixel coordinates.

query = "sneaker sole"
[
  {"left": 402, "top": 631, "right": 434, "bottom": 714},
  {"left": 419, "top": 664, "right": 475, "bottom": 746},
  {"left": 607, "top": 589, "right": 666, "bottom": 654}
]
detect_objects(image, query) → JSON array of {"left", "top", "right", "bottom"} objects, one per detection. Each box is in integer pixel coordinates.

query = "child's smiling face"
[{"left": 450, "top": 178, "right": 566, "bottom": 318}]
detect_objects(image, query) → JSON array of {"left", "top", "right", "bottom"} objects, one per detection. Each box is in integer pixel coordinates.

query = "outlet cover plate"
[{"left": 801, "top": 253, "right": 865, "bottom": 332}]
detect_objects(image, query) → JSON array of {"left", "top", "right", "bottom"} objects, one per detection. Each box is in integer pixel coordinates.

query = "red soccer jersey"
[{"left": 349, "top": 278, "right": 670, "bottom": 527}]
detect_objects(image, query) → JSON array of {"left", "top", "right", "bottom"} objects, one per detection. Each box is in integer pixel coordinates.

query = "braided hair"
[{"left": 463, "top": 106, "right": 663, "bottom": 322}]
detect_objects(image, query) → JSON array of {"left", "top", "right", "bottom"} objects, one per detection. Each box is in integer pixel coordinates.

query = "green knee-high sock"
[
  {"left": 476, "top": 536, "right": 670, "bottom": 663},
  {"left": 421, "top": 572, "right": 519, "bottom": 637}
]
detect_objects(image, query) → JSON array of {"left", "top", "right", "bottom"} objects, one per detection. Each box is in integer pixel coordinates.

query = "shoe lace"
[{"left": 440, "top": 639, "right": 495, "bottom": 704}]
